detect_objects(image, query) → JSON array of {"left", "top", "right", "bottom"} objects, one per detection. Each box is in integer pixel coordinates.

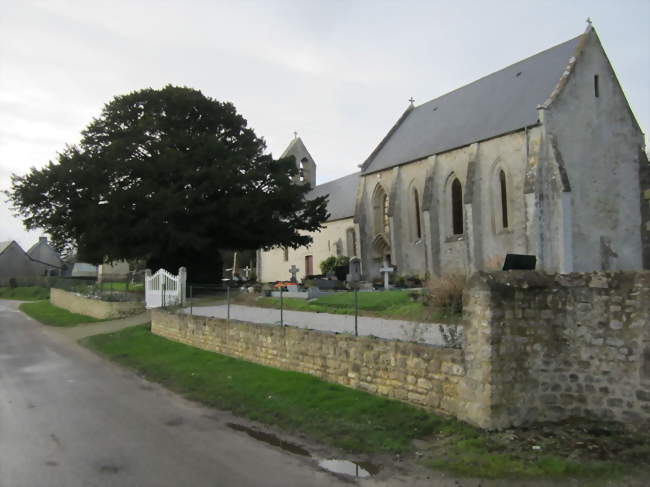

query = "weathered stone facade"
[
  {"left": 459, "top": 270, "right": 650, "bottom": 429},
  {"left": 50, "top": 288, "right": 145, "bottom": 320},
  {"left": 152, "top": 310, "right": 466, "bottom": 416},
  {"left": 152, "top": 271, "right": 649, "bottom": 430}
]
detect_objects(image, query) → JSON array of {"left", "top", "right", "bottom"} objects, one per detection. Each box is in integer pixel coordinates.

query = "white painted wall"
[{"left": 259, "top": 217, "right": 356, "bottom": 282}]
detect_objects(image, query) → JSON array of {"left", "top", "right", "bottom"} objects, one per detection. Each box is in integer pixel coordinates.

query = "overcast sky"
[{"left": 1, "top": 0, "right": 648, "bottom": 249}]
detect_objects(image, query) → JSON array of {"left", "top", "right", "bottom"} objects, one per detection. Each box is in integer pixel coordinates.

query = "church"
[{"left": 258, "top": 25, "right": 649, "bottom": 284}]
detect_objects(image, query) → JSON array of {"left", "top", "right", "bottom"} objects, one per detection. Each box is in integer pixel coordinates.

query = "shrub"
[
  {"left": 319, "top": 256, "right": 337, "bottom": 274},
  {"left": 8, "top": 278, "right": 18, "bottom": 289},
  {"left": 335, "top": 255, "right": 349, "bottom": 267},
  {"left": 424, "top": 274, "right": 466, "bottom": 316}
]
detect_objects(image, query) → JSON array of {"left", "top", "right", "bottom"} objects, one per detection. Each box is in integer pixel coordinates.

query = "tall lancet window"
[
  {"left": 499, "top": 170, "right": 509, "bottom": 229},
  {"left": 373, "top": 185, "right": 390, "bottom": 236},
  {"left": 451, "top": 178, "right": 463, "bottom": 235},
  {"left": 413, "top": 188, "right": 422, "bottom": 240}
]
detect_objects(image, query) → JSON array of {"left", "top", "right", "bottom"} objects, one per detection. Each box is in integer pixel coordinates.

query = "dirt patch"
[{"left": 415, "top": 417, "right": 650, "bottom": 482}]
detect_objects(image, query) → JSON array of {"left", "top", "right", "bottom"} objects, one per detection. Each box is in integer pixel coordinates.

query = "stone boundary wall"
[
  {"left": 151, "top": 271, "right": 649, "bottom": 430},
  {"left": 462, "top": 271, "right": 650, "bottom": 430},
  {"left": 151, "top": 311, "right": 466, "bottom": 416},
  {"left": 50, "top": 288, "right": 145, "bottom": 320}
]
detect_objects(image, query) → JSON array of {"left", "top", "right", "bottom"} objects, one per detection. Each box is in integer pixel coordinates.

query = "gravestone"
[
  {"left": 242, "top": 265, "right": 252, "bottom": 280},
  {"left": 380, "top": 262, "right": 395, "bottom": 290},
  {"left": 288, "top": 264, "right": 300, "bottom": 283},
  {"left": 347, "top": 257, "right": 361, "bottom": 283}
]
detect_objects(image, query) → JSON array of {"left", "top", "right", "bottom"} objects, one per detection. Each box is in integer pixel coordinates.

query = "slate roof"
[
  {"left": 0, "top": 241, "right": 14, "bottom": 255},
  {"left": 307, "top": 172, "right": 360, "bottom": 222},
  {"left": 361, "top": 34, "right": 584, "bottom": 174}
]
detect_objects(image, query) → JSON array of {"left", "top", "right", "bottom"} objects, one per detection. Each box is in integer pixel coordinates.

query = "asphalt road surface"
[{"left": 0, "top": 300, "right": 346, "bottom": 487}]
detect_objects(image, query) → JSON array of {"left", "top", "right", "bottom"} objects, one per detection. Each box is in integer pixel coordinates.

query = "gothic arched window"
[
  {"left": 451, "top": 178, "right": 463, "bottom": 235},
  {"left": 412, "top": 188, "right": 422, "bottom": 240},
  {"left": 372, "top": 185, "right": 390, "bottom": 236},
  {"left": 499, "top": 170, "right": 509, "bottom": 229}
]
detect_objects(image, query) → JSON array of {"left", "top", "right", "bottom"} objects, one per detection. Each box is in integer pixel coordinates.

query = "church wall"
[
  {"left": 432, "top": 145, "right": 472, "bottom": 275},
  {"left": 259, "top": 217, "right": 356, "bottom": 283},
  {"left": 358, "top": 170, "right": 397, "bottom": 280},
  {"left": 543, "top": 32, "right": 645, "bottom": 271},
  {"left": 391, "top": 160, "right": 428, "bottom": 278},
  {"left": 471, "top": 129, "right": 532, "bottom": 269},
  {"left": 359, "top": 129, "right": 536, "bottom": 279}
]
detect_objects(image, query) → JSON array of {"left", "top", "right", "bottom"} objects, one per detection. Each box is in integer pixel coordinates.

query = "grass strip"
[
  {"left": 20, "top": 301, "right": 105, "bottom": 327},
  {"left": 82, "top": 324, "right": 442, "bottom": 454},
  {"left": 0, "top": 286, "right": 50, "bottom": 301},
  {"left": 81, "top": 324, "right": 643, "bottom": 481},
  {"left": 252, "top": 290, "right": 459, "bottom": 323}
]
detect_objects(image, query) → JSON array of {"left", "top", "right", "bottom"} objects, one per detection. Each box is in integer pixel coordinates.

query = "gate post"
[{"left": 178, "top": 267, "right": 187, "bottom": 306}]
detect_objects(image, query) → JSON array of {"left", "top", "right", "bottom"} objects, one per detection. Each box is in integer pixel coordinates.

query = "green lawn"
[
  {"left": 81, "top": 324, "right": 646, "bottom": 481},
  {"left": 255, "top": 290, "right": 458, "bottom": 323},
  {"left": 99, "top": 282, "right": 144, "bottom": 292},
  {"left": 0, "top": 286, "right": 50, "bottom": 301},
  {"left": 19, "top": 301, "right": 105, "bottom": 327},
  {"left": 83, "top": 324, "right": 443, "bottom": 454}
]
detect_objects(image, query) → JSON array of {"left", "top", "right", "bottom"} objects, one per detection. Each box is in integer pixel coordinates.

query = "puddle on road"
[
  {"left": 318, "top": 459, "right": 381, "bottom": 478},
  {"left": 227, "top": 423, "right": 310, "bottom": 457},
  {"left": 226, "top": 422, "right": 381, "bottom": 478}
]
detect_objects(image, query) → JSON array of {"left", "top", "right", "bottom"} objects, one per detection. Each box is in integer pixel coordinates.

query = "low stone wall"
[
  {"left": 151, "top": 311, "right": 466, "bottom": 416},
  {"left": 151, "top": 270, "right": 649, "bottom": 431},
  {"left": 50, "top": 288, "right": 145, "bottom": 320},
  {"left": 461, "top": 271, "right": 650, "bottom": 430}
]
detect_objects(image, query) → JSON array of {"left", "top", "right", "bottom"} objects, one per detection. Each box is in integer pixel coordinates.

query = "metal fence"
[
  {"left": 180, "top": 285, "right": 462, "bottom": 347},
  {"left": 50, "top": 274, "right": 145, "bottom": 303}
]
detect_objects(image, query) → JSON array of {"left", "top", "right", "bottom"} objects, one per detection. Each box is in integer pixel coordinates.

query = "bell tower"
[{"left": 280, "top": 133, "right": 317, "bottom": 188}]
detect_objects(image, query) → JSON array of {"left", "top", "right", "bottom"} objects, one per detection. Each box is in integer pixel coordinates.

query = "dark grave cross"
[{"left": 288, "top": 264, "right": 300, "bottom": 283}]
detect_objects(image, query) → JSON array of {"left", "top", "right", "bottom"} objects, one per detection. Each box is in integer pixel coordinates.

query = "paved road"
[
  {"left": 185, "top": 304, "right": 459, "bottom": 346},
  {"left": 0, "top": 300, "right": 345, "bottom": 487}
]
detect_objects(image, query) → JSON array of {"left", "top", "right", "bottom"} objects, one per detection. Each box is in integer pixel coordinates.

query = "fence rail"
[{"left": 179, "top": 285, "right": 461, "bottom": 347}]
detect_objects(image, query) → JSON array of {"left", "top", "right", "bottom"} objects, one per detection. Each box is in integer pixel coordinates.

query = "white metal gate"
[{"left": 145, "top": 267, "right": 187, "bottom": 309}]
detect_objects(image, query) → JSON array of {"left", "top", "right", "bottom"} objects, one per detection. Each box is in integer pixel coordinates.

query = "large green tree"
[{"left": 8, "top": 85, "right": 328, "bottom": 281}]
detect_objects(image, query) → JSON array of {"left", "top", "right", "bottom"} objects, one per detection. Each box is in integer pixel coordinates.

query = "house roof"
[
  {"left": 361, "top": 33, "right": 584, "bottom": 174},
  {"left": 307, "top": 172, "right": 360, "bottom": 222},
  {"left": 26, "top": 238, "right": 64, "bottom": 265},
  {"left": 0, "top": 241, "right": 15, "bottom": 256}
]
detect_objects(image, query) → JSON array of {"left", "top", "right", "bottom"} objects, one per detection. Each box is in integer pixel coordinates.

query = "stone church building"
[{"left": 259, "top": 26, "right": 649, "bottom": 283}]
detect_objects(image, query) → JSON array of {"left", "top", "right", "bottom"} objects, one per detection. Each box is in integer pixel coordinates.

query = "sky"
[{"left": 1, "top": 0, "right": 648, "bottom": 249}]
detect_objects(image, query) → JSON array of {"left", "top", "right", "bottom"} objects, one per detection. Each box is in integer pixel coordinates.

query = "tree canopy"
[{"left": 8, "top": 85, "right": 329, "bottom": 281}]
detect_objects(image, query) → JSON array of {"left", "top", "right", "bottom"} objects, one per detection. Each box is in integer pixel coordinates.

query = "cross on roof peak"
[{"left": 408, "top": 97, "right": 415, "bottom": 106}]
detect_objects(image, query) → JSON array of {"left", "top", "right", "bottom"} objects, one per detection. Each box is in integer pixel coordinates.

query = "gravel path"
[{"left": 183, "top": 304, "right": 460, "bottom": 347}]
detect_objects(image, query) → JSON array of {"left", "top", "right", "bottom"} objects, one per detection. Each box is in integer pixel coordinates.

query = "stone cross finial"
[
  {"left": 288, "top": 264, "right": 300, "bottom": 283},
  {"left": 408, "top": 97, "right": 415, "bottom": 106},
  {"left": 379, "top": 262, "right": 395, "bottom": 290}
]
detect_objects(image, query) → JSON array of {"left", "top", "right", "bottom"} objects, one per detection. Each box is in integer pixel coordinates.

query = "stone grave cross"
[
  {"left": 242, "top": 265, "right": 251, "bottom": 279},
  {"left": 380, "top": 262, "right": 395, "bottom": 290},
  {"left": 288, "top": 264, "right": 300, "bottom": 283}
]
